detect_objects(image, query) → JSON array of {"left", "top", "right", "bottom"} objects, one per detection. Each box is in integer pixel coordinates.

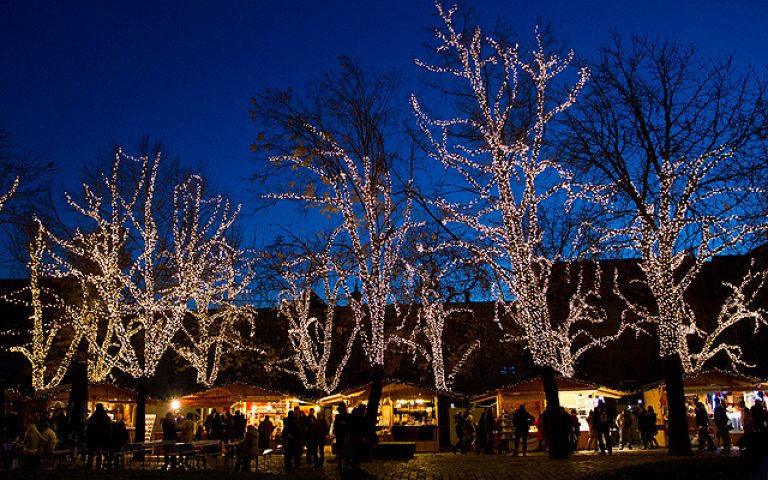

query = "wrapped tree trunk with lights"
[
  {"left": 559, "top": 33, "right": 768, "bottom": 455},
  {"left": 412, "top": 3, "right": 637, "bottom": 459}
]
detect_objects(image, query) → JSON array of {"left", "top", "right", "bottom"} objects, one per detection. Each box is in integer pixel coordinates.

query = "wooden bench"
[{"left": 373, "top": 441, "right": 416, "bottom": 459}]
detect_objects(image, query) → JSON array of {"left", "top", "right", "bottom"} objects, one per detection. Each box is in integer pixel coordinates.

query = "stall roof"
[
  {"left": 641, "top": 369, "right": 764, "bottom": 394},
  {"left": 472, "top": 376, "right": 629, "bottom": 403},
  {"left": 318, "top": 380, "right": 462, "bottom": 406},
  {"left": 179, "top": 383, "right": 292, "bottom": 407},
  {"left": 35, "top": 382, "right": 157, "bottom": 404}
]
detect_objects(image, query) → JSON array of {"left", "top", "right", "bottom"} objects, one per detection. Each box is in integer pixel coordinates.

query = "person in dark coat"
[
  {"left": 594, "top": 400, "right": 612, "bottom": 455},
  {"left": 695, "top": 400, "right": 715, "bottom": 451},
  {"left": 85, "top": 403, "right": 112, "bottom": 470},
  {"left": 311, "top": 411, "right": 329, "bottom": 467},
  {"left": 483, "top": 408, "right": 495, "bottom": 454},
  {"left": 234, "top": 425, "right": 259, "bottom": 472},
  {"left": 104, "top": 413, "right": 129, "bottom": 470},
  {"left": 512, "top": 405, "right": 534, "bottom": 456},
  {"left": 452, "top": 412, "right": 465, "bottom": 454},
  {"left": 282, "top": 410, "right": 299, "bottom": 472},
  {"left": 713, "top": 399, "right": 732, "bottom": 453},
  {"left": 333, "top": 403, "right": 350, "bottom": 471},
  {"left": 233, "top": 411, "right": 247, "bottom": 441},
  {"left": 258, "top": 415, "right": 274, "bottom": 450},
  {"left": 305, "top": 409, "right": 317, "bottom": 466},
  {"left": 161, "top": 411, "right": 178, "bottom": 469}
]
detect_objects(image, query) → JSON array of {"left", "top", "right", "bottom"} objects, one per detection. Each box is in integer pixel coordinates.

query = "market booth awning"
[
  {"left": 36, "top": 382, "right": 156, "bottom": 404},
  {"left": 179, "top": 382, "right": 289, "bottom": 407},
  {"left": 473, "top": 376, "right": 627, "bottom": 406}
]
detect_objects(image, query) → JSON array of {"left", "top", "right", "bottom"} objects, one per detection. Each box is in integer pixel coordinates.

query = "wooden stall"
[
  {"left": 319, "top": 380, "right": 461, "bottom": 452},
  {"left": 472, "top": 377, "right": 628, "bottom": 450},
  {"left": 642, "top": 369, "right": 764, "bottom": 448},
  {"left": 178, "top": 383, "right": 308, "bottom": 444}
]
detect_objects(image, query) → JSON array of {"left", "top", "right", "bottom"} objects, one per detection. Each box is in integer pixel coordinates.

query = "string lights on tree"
[
  {"left": 273, "top": 240, "right": 359, "bottom": 394},
  {"left": 412, "top": 3, "right": 633, "bottom": 379},
  {"left": 169, "top": 175, "right": 257, "bottom": 387},
  {"left": 410, "top": 3, "right": 644, "bottom": 458}
]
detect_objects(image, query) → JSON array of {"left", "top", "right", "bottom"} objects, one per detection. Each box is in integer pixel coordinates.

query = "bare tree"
[
  {"left": 558, "top": 32, "right": 768, "bottom": 455},
  {"left": 411, "top": 3, "right": 636, "bottom": 459},
  {"left": 252, "top": 58, "right": 420, "bottom": 431}
]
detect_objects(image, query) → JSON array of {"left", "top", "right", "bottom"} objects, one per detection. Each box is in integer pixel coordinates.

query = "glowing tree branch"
[
  {"left": 411, "top": 4, "right": 628, "bottom": 377},
  {"left": 268, "top": 130, "right": 420, "bottom": 370},
  {"left": 274, "top": 242, "right": 359, "bottom": 394},
  {"left": 3, "top": 222, "right": 84, "bottom": 391},
  {"left": 170, "top": 175, "right": 256, "bottom": 387}
]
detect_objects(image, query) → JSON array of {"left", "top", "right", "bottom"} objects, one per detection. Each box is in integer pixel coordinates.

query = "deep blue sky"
[{"left": 1, "top": 0, "right": 767, "bottom": 242}]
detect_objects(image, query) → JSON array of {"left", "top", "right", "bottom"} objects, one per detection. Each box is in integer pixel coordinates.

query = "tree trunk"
[
  {"left": 541, "top": 366, "right": 568, "bottom": 460},
  {"left": 663, "top": 355, "right": 692, "bottom": 456},
  {"left": 135, "top": 377, "right": 148, "bottom": 444},
  {"left": 66, "top": 360, "right": 88, "bottom": 447},
  {"left": 365, "top": 364, "right": 384, "bottom": 456}
]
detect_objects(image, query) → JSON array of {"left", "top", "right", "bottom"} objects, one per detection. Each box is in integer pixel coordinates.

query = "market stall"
[
  {"left": 37, "top": 382, "right": 155, "bottom": 442},
  {"left": 177, "top": 383, "right": 308, "bottom": 443},
  {"left": 642, "top": 369, "right": 764, "bottom": 448},
  {"left": 472, "top": 377, "right": 628, "bottom": 450},
  {"left": 319, "top": 380, "right": 461, "bottom": 452}
]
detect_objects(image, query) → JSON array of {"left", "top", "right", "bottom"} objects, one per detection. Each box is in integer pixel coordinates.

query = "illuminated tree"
[
  {"left": 559, "top": 33, "right": 768, "bottom": 455},
  {"left": 253, "top": 59, "right": 420, "bottom": 428},
  {"left": 411, "top": 3, "right": 636, "bottom": 458},
  {"left": 273, "top": 237, "right": 359, "bottom": 394},
  {"left": 26, "top": 149, "right": 251, "bottom": 442},
  {"left": 170, "top": 175, "right": 257, "bottom": 387}
]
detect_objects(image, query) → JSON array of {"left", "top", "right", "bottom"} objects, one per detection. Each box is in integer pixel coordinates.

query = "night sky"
[{"left": 1, "top": 0, "right": 767, "bottom": 241}]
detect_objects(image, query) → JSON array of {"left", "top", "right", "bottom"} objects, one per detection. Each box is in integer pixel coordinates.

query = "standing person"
[
  {"left": 39, "top": 420, "right": 57, "bottom": 455},
  {"left": 282, "top": 410, "right": 298, "bottom": 472},
  {"left": 713, "top": 399, "right": 732, "bottom": 453},
  {"left": 305, "top": 409, "right": 317, "bottom": 466},
  {"left": 463, "top": 413, "right": 475, "bottom": 453},
  {"left": 85, "top": 403, "right": 111, "bottom": 470},
  {"left": 205, "top": 408, "right": 221, "bottom": 440},
  {"left": 161, "top": 411, "right": 178, "bottom": 470},
  {"left": 483, "top": 408, "right": 496, "bottom": 454},
  {"left": 751, "top": 399, "right": 766, "bottom": 432},
  {"left": 695, "top": 400, "right": 715, "bottom": 451},
  {"left": 233, "top": 410, "right": 247, "bottom": 441},
  {"left": 179, "top": 413, "right": 196, "bottom": 442},
  {"left": 594, "top": 400, "right": 612, "bottom": 455},
  {"left": 644, "top": 406, "right": 659, "bottom": 449},
  {"left": 332, "top": 403, "right": 350, "bottom": 471},
  {"left": 569, "top": 409, "right": 581, "bottom": 452},
  {"left": 741, "top": 401, "right": 754, "bottom": 433},
  {"left": 512, "top": 404, "right": 534, "bottom": 456},
  {"left": 311, "top": 411, "right": 329, "bottom": 467},
  {"left": 293, "top": 407, "right": 307, "bottom": 467},
  {"left": 258, "top": 415, "right": 274, "bottom": 451},
  {"left": 104, "top": 414, "right": 128, "bottom": 471},
  {"left": 451, "top": 412, "right": 465, "bottom": 454},
  {"left": 637, "top": 405, "right": 649, "bottom": 449},
  {"left": 586, "top": 410, "right": 598, "bottom": 451},
  {"left": 476, "top": 410, "right": 487, "bottom": 453},
  {"left": 535, "top": 414, "right": 547, "bottom": 452},
  {"left": 617, "top": 408, "right": 632, "bottom": 450}
]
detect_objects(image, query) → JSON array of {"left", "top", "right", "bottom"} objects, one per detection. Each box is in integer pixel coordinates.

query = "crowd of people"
[
  {"left": 449, "top": 401, "right": 663, "bottom": 457},
  {"left": 6, "top": 394, "right": 768, "bottom": 473}
]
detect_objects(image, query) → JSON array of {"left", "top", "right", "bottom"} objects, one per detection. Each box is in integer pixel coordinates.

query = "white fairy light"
[
  {"left": 411, "top": 3, "right": 633, "bottom": 376},
  {"left": 268, "top": 127, "right": 422, "bottom": 371}
]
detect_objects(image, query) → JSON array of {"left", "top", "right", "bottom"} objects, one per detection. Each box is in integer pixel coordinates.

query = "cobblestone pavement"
[{"left": 255, "top": 449, "right": 739, "bottom": 480}]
